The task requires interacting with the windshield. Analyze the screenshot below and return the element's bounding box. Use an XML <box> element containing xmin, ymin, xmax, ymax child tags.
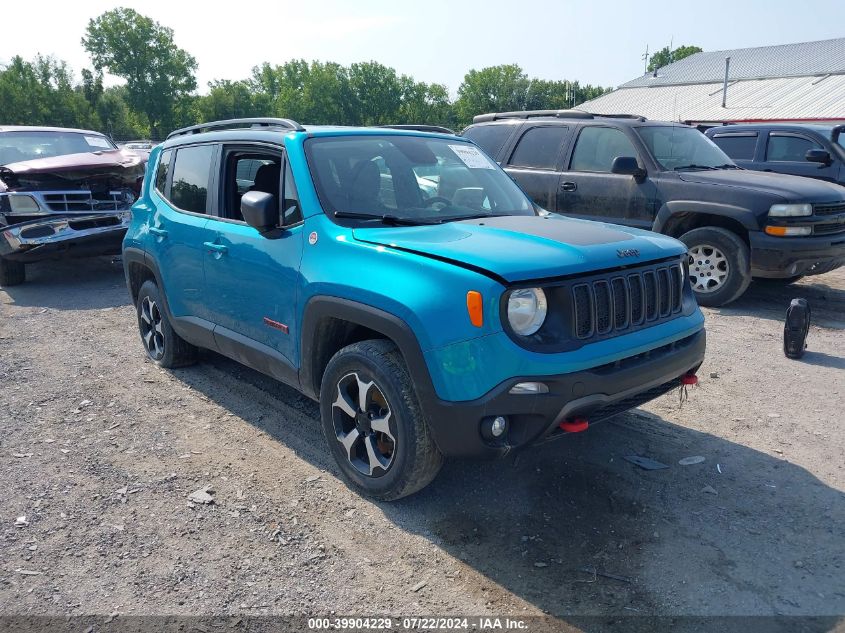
<box><xmin>306</xmin><ymin>135</ymin><xmax>535</xmax><ymax>223</ymax></box>
<box><xmin>0</xmin><ymin>131</ymin><xmax>117</xmax><ymax>166</ymax></box>
<box><xmin>638</xmin><ymin>126</ymin><xmax>735</xmax><ymax>170</ymax></box>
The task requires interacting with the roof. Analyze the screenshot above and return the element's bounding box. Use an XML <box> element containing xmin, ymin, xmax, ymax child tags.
<box><xmin>623</xmin><ymin>37</ymin><xmax>845</xmax><ymax>88</ymax></box>
<box><xmin>582</xmin><ymin>74</ymin><xmax>845</xmax><ymax>124</ymax></box>
<box><xmin>0</xmin><ymin>125</ymin><xmax>107</xmax><ymax>136</ymax></box>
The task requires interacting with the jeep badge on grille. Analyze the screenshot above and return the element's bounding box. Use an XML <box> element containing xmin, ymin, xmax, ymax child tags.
<box><xmin>617</xmin><ymin>249</ymin><xmax>640</xmax><ymax>258</ymax></box>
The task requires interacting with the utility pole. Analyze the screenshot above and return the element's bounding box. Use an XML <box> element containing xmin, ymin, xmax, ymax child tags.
<box><xmin>642</xmin><ymin>45</ymin><xmax>649</xmax><ymax>73</ymax></box>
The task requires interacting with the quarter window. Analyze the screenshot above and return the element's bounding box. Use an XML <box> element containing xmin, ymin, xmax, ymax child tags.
<box><xmin>282</xmin><ymin>162</ymin><xmax>303</xmax><ymax>225</ymax></box>
<box><xmin>170</xmin><ymin>145</ymin><xmax>214</xmax><ymax>214</ymax></box>
<box><xmin>766</xmin><ymin>134</ymin><xmax>820</xmax><ymax>162</ymax></box>
<box><xmin>570</xmin><ymin>127</ymin><xmax>639</xmax><ymax>173</ymax></box>
<box><xmin>154</xmin><ymin>149</ymin><xmax>172</xmax><ymax>194</ymax></box>
<box><xmin>711</xmin><ymin>133</ymin><xmax>758</xmax><ymax>160</ymax></box>
<box><xmin>509</xmin><ymin>127</ymin><xmax>568</xmax><ymax>169</ymax></box>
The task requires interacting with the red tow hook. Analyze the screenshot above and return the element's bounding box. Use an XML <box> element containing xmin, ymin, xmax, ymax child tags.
<box><xmin>559</xmin><ymin>417</ymin><xmax>590</xmax><ymax>433</ymax></box>
<box><xmin>681</xmin><ymin>373</ymin><xmax>699</xmax><ymax>386</ymax></box>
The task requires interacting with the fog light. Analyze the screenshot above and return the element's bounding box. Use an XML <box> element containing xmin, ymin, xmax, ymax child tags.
<box><xmin>509</xmin><ymin>381</ymin><xmax>549</xmax><ymax>395</ymax></box>
<box><xmin>481</xmin><ymin>416</ymin><xmax>509</xmax><ymax>441</ymax></box>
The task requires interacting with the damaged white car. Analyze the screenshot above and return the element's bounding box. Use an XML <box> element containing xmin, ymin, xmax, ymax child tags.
<box><xmin>0</xmin><ymin>126</ymin><xmax>146</xmax><ymax>286</ymax></box>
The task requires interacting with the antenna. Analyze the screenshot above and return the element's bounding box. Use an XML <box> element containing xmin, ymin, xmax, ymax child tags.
<box><xmin>642</xmin><ymin>44</ymin><xmax>650</xmax><ymax>73</ymax></box>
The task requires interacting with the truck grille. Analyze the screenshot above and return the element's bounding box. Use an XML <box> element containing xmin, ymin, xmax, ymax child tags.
<box><xmin>813</xmin><ymin>221</ymin><xmax>845</xmax><ymax>236</ymax></box>
<box><xmin>41</xmin><ymin>190</ymin><xmax>132</xmax><ymax>212</ymax></box>
<box><xmin>572</xmin><ymin>263</ymin><xmax>684</xmax><ymax>340</ymax></box>
<box><xmin>813</xmin><ymin>202</ymin><xmax>845</xmax><ymax>217</ymax></box>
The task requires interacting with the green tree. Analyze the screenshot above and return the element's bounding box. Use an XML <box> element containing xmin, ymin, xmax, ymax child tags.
<box><xmin>647</xmin><ymin>45</ymin><xmax>702</xmax><ymax>72</ymax></box>
<box><xmin>455</xmin><ymin>64</ymin><xmax>530</xmax><ymax>127</ymax></box>
<box><xmin>82</xmin><ymin>7</ymin><xmax>197</xmax><ymax>136</ymax></box>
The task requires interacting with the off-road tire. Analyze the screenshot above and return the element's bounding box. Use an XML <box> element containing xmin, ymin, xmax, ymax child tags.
<box><xmin>136</xmin><ymin>280</ymin><xmax>198</xmax><ymax>368</ymax></box>
<box><xmin>0</xmin><ymin>258</ymin><xmax>26</xmax><ymax>287</ymax></box>
<box><xmin>680</xmin><ymin>227</ymin><xmax>751</xmax><ymax>307</ymax></box>
<box><xmin>319</xmin><ymin>339</ymin><xmax>443</xmax><ymax>501</ymax></box>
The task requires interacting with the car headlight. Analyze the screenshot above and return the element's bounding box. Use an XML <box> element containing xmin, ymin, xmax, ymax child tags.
<box><xmin>8</xmin><ymin>194</ymin><xmax>41</xmax><ymax>213</ymax></box>
<box><xmin>769</xmin><ymin>203</ymin><xmax>812</xmax><ymax>217</ymax></box>
<box><xmin>507</xmin><ymin>288</ymin><xmax>547</xmax><ymax>336</ymax></box>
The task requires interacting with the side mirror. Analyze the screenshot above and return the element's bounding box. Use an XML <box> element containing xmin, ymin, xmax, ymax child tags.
<box><xmin>805</xmin><ymin>149</ymin><xmax>832</xmax><ymax>165</ymax></box>
<box><xmin>611</xmin><ymin>156</ymin><xmax>646</xmax><ymax>179</ymax></box>
<box><xmin>241</xmin><ymin>190</ymin><xmax>279</xmax><ymax>233</ymax></box>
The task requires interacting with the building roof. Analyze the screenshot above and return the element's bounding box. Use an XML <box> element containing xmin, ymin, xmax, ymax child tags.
<box><xmin>622</xmin><ymin>37</ymin><xmax>845</xmax><ymax>88</ymax></box>
<box><xmin>582</xmin><ymin>74</ymin><xmax>845</xmax><ymax>124</ymax></box>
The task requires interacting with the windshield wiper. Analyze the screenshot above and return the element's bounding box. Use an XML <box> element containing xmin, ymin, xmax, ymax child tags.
<box><xmin>333</xmin><ymin>211</ymin><xmax>441</xmax><ymax>226</ymax></box>
<box><xmin>673</xmin><ymin>164</ymin><xmax>717</xmax><ymax>171</ymax></box>
<box><xmin>715</xmin><ymin>164</ymin><xmax>741</xmax><ymax>169</ymax></box>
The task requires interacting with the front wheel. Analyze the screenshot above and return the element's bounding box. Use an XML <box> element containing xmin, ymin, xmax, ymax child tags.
<box><xmin>319</xmin><ymin>339</ymin><xmax>443</xmax><ymax>501</ymax></box>
<box><xmin>679</xmin><ymin>227</ymin><xmax>751</xmax><ymax>307</ymax></box>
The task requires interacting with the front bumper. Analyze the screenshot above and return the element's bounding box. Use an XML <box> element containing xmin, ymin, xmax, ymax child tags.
<box><xmin>750</xmin><ymin>230</ymin><xmax>845</xmax><ymax>278</ymax></box>
<box><xmin>0</xmin><ymin>213</ymin><xmax>129</xmax><ymax>263</ymax></box>
<box><xmin>422</xmin><ymin>328</ymin><xmax>706</xmax><ymax>458</ymax></box>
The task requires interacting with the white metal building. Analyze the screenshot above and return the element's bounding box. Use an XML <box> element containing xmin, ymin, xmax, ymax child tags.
<box><xmin>581</xmin><ymin>38</ymin><xmax>845</xmax><ymax>126</ymax></box>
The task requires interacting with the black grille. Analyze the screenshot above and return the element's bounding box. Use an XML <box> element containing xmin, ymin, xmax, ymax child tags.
<box><xmin>813</xmin><ymin>221</ymin><xmax>845</xmax><ymax>235</ymax></box>
<box><xmin>814</xmin><ymin>202</ymin><xmax>845</xmax><ymax>217</ymax></box>
<box><xmin>42</xmin><ymin>190</ymin><xmax>132</xmax><ymax>212</ymax></box>
<box><xmin>571</xmin><ymin>263</ymin><xmax>684</xmax><ymax>341</ymax></box>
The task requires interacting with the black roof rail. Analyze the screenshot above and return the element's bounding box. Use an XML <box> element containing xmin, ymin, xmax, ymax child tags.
<box><xmin>472</xmin><ymin>109</ymin><xmax>594</xmax><ymax>124</ymax></box>
<box><xmin>594</xmin><ymin>113</ymin><xmax>648</xmax><ymax>122</ymax></box>
<box><xmin>378</xmin><ymin>124</ymin><xmax>456</xmax><ymax>135</ymax></box>
<box><xmin>166</xmin><ymin>117</ymin><xmax>304</xmax><ymax>140</ymax></box>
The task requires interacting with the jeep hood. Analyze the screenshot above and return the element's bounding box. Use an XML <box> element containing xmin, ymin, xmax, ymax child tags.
<box><xmin>677</xmin><ymin>169</ymin><xmax>845</xmax><ymax>202</ymax></box>
<box><xmin>0</xmin><ymin>149</ymin><xmax>145</xmax><ymax>191</ymax></box>
<box><xmin>352</xmin><ymin>214</ymin><xmax>686</xmax><ymax>283</ymax></box>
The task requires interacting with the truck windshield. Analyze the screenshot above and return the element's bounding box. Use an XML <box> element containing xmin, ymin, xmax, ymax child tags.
<box><xmin>306</xmin><ymin>135</ymin><xmax>535</xmax><ymax>224</ymax></box>
<box><xmin>638</xmin><ymin>126</ymin><xmax>736</xmax><ymax>171</ymax></box>
<box><xmin>0</xmin><ymin>131</ymin><xmax>117</xmax><ymax>166</ymax></box>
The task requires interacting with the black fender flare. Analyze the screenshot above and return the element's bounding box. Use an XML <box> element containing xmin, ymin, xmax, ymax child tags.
<box><xmin>653</xmin><ymin>200</ymin><xmax>760</xmax><ymax>235</ymax></box>
<box><xmin>298</xmin><ymin>295</ymin><xmax>438</xmax><ymax>407</ymax></box>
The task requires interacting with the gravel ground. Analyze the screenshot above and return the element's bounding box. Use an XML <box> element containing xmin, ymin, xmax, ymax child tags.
<box><xmin>0</xmin><ymin>258</ymin><xmax>843</xmax><ymax>622</ymax></box>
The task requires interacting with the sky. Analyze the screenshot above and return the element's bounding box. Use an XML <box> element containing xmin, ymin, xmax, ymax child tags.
<box><xmin>3</xmin><ymin>0</ymin><xmax>844</xmax><ymax>95</ymax></box>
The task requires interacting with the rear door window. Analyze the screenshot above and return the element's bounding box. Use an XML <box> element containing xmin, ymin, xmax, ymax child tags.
<box><xmin>508</xmin><ymin>126</ymin><xmax>569</xmax><ymax>170</ymax></box>
<box><xmin>570</xmin><ymin>126</ymin><xmax>639</xmax><ymax>172</ymax></box>
<box><xmin>766</xmin><ymin>133</ymin><xmax>821</xmax><ymax>162</ymax></box>
<box><xmin>711</xmin><ymin>133</ymin><xmax>758</xmax><ymax>160</ymax></box>
<box><xmin>169</xmin><ymin>145</ymin><xmax>215</xmax><ymax>213</ymax></box>
<box><xmin>462</xmin><ymin>125</ymin><xmax>515</xmax><ymax>159</ymax></box>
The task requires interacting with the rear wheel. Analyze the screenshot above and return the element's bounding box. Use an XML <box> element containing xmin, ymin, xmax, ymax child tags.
<box><xmin>319</xmin><ymin>339</ymin><xmax>443</xmax><ymax>501</ymax></box>
<box><xmin>136</xmin><ymin>280</ymin><xmax>198</xmax><ymax>368</ymax></box>
<box><xmin>679</xmin><ymin>227</ymin><xmax>751</xmax><ymax>307</ymax></box>
<box><xmin>0</xmin><ymin>258</ymin><xmax>25</xmax><ymax>287</ymax></box>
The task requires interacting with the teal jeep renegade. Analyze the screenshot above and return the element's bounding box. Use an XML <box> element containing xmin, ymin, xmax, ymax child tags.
<box><xmin>123</xmin><ymin>118</ymin><xmax>705</xmax><ymax>500</ymax></box>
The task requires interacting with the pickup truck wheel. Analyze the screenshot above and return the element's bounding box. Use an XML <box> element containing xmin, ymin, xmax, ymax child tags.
<box><xmin>320</xmin><ymin>339</ymin><xmax>443</xmax><ymax>501</ymax></box>
<box><xmin>0</xmin><ymin>258</ymin><xmax>26</xmax><ymax>287</ymax></box>
<box><xmin>679</xmin><ymin>227</ymin><xmax>751</xmax><ymax>307</ymax></box>
<box><xmin>136</xmin><ymin>280</ymin><xmax>198</xmax><ymax>368</ymax></box>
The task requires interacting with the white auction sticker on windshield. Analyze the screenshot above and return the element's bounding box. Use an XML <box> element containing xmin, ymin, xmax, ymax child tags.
<box><xmin>449</xmin><ymin>144</ymin><xmax>496</xmax><ymax>169</ymax></box>
<box><xmin>85</xmin><ymin>136</ymin><xmax>111</xmax><ymax>148</ymax></box>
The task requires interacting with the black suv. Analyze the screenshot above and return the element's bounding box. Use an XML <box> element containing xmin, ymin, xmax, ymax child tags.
<box><xmin>463</xmin><ymin>110</ymin><xmax>845</xmax><ymax>306</ymax></box>
<box><xmin>706</xmin><ymin>123</ymin><xmax>845</xmax><ymax>186</ymax></box>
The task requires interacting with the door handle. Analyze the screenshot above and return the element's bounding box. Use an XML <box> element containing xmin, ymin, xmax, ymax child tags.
<box><xmin>203</xmin><ymin>241</ymin><xmax>228</xmax><ymax>254</ymax></box>
<box><xmin>149</xmin><ymin>226</ymin><xmax>168</xmax><ymax>238</ymax></box>
<box><xmin>560</xmin><ymin>181</ymin><xmax>577</xmax><ymax>192</ymax></box>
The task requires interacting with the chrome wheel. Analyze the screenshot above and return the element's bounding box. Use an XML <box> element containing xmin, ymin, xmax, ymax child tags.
<box><xmin>139</xmin><ymin>296</ymin><xmax>165</xmax><ymax>360</ymax></box>
<box><xmin>331</xmin><ymin>372</ymin><xmax>396</xmax><ymax>477</ymax></box>
<box><xmin>688</xmin><ymin>244</ymin><xmax>730</xmax><ymax>294</ymax></box>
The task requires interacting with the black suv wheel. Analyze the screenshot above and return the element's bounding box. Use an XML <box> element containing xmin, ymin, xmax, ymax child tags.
<box><xmin>319</xmin><ymin>339</ymin><xmax>443</xmax><ymax>501</ymax></box>
<box><xmin>135</xmin><ymin>280</ymin><xmax>198</xmax><ymax>368</ymax></box>
<box><xmin>679</xmin><ymin>227</ymin><xmax>751</xmax><ymax>307</ymax></box>
<box><xmin>0</xmin><ymin>258</ymin><xmax>26</xmax><ymax>287</ymax></box>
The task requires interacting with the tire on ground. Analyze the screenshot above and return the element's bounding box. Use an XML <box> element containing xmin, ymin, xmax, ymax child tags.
<box><xmin>319</xmin><ymin>339</ymin><xmax>443</xmax><ymax>501</ymax></box>
<box><xmin>680</xmin><ymin>226</ymin><xmax>751</xmax><ymax>307</ymax></box>
<box><xmin>136</xmin><ymin>279</ymin><xmax>198</xmax><ymax>368</ymax></box>
<box><xmin>0</xmin><ymin>258</ymin><xmax>26</xmax><ymax>287</ymax></box>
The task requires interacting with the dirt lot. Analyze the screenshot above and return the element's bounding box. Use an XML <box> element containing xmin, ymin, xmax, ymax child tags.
<box><xmin>1</xmin><ymin>258</ymin><xmax>843</xmax><ymax>625</ymax></box>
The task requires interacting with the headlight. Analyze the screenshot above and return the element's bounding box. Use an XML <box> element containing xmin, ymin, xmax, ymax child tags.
<box><xmin>8</xmin><ymin>194</ymin><xmax>41</xmax><ymax>213</ymax></box>
<box><xmin>507</xmin><ymin>288</ymin><xmax>547</xmax><ymax>336</ymax></box>
<box><xmin>769</xmin><ymin>203</ymin><xmax>812</xmax><ymax>217</ymax></box>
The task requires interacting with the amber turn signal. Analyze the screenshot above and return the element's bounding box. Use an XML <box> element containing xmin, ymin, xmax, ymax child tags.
<box><xmin>466</xmin><ymin>291</ymin><xmax>483</xmax><ymax>327</ymax></box>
